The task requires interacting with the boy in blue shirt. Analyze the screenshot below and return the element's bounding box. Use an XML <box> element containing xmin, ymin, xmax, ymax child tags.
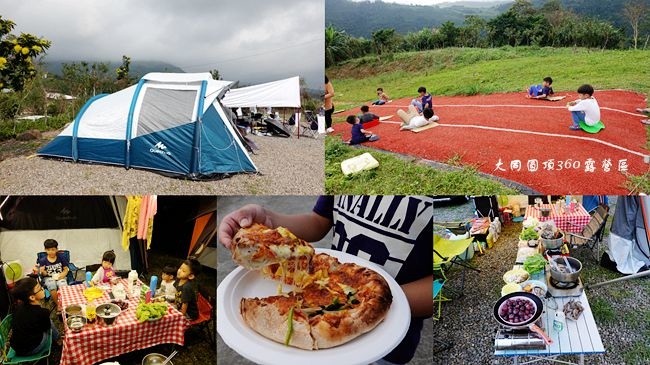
<box><xmin>526</xmin><ymin>76</ymin><xmax>554</xmax><ymax>99</ymax></box>
<box><xmin>346</xmin><ymin>115</ymin><xmax>379</xmax><ymax>145</ymax></box>
<box><xmin>411</xmin><ymin>86</ymin><xmax>432</xmax><ymax>113</ymax></box>
<box><xmin>37</xmin><ymin>239</ymin><xmax>69</xmax><ymax>307</ymax></box>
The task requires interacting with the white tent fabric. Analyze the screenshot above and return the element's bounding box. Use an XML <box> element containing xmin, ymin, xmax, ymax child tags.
<box><xmin>606</xmin><ymin>196</ymin><xmax>650</xmax><ymax>274</ymax></box>
<box><xmin>222</xmin><ymin>76</ymin><xmax>301</xmax><ymax>108</ymax></box>
<box><xmin>0</xmin><ymin>197</ymin><xmax>130</xmax><ymax>274</ymax></box>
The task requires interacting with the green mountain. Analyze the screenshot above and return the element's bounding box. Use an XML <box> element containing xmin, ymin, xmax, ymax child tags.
<box><xmin>42</xmin><ymin>60</ymin><xmax>184</xmax><ymax>78</ymax></box>
<box><xmin>325</xmin><ymin>0</ymin><xmax>507</xmax><ymax>38</ymax></box>
<box><xmin>327</xmin><ymin>0</ymin><xmax>650</xmax><ymax>38</ymax></box>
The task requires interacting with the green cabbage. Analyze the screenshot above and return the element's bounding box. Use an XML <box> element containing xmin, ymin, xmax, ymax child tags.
<box><xmin>523</xmin><ymin>254</ymin><xmax>546</xmax><ymax>274</ymax></box>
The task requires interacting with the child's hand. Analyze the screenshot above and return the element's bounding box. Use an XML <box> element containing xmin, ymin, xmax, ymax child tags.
<box><xmin>218</xmin><ymin>204</ymin><xmax>273</xmax><ymax>248</ymax></box>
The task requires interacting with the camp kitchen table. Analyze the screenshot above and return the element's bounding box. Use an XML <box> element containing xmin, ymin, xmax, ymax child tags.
<box><xmin>58</xmin><ymin>279</ymin><xmax>190</xmax><ymax>365</ymax></box>
<box><xmin>524</xmin><ymin>204</ymin><xmax>590</xmax><ymax>233</ymax></box>
<box><xmin>494</xmin><ymin>267</ymin><xmax>605</xmax><ymax>365</ymax></box>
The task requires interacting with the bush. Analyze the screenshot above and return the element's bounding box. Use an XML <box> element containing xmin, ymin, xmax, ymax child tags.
<box><xmin>0</xmin><ymin>94</ymin><xmax>20</xmax><ymax>120</ymax></box>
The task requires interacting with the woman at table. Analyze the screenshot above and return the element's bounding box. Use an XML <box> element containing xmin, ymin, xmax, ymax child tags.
<box><xmin>10</xmin><ymin>277</ymin><xmax>60</xmax><ymax>355</ymax></box>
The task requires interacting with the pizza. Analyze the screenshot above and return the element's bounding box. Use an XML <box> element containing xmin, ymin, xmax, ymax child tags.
<box><xmin>231</xmin><ymin>225</ymin><xmax>392</xmax><ymax>350</ymax></box>
<box><xmin>230</xmin><ymin>223</ymin><xmax>315</xmax><ymax>270</ymax></box>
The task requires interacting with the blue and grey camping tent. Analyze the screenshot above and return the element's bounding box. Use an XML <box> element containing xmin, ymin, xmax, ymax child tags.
<box><xmin>38</xmin><ymin>72</ymin><xmax>257</xmax><ymax>179</ymax></box>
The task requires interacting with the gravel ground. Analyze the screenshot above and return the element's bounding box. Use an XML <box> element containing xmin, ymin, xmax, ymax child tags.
<box><xmin>0</xmin><ymin>134</ymin><xmax>324</xmax><ymax>195</ymax></box>
<box><xmin>434</xmin><ymin>197</ymin><xmax>650</xmax><ymax>365</ymax></box>
<box><xmin>216</xmin><ymin>196</ymin><xmax>432</xmax><ymax>365</ymax></box>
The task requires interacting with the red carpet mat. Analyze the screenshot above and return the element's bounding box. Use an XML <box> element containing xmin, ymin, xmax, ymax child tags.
<box><xmin>333</xmin><ymin>90</ymin><xmax>649</xmax><ymax>194</ymax></box>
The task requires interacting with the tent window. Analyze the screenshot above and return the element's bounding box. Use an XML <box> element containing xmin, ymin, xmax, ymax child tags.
<box><xmin>137</xmin><ymin>88</ymin><xmax>198</xmax><ymax>136</ymax></box>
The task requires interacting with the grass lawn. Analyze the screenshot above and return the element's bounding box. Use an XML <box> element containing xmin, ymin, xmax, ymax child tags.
<box><xmin>325</xmin><ymin>136</ymin><xmax>519</xmax><ymax>194</ymax></box>
<box><xmin>327</xmin><ymin>47</ymin><xmax>650</xmax><ymax>193</ymax></box>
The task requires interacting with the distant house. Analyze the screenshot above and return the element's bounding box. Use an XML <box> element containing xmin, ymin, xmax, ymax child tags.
<box><xmin>45</xmin><ymin>92</ymin><xmax>76</xmax><ymax>100</ymax></box>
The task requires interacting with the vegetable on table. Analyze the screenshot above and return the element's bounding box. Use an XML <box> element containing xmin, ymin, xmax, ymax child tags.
<box><xmin>523</xmin><ymin>254</ymin><xmax>547</xmax><ymax>274</ymax></box>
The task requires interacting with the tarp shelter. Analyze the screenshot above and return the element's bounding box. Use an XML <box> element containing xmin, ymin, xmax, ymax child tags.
<box><xmin>221</xmin><ymin>76</ymin><xmax>304</xmax><ymax>136</ymax></box>
<box><xmin>606</xmin><ymin>195</ymin><xmax>650</xmax><ymax>274</ymax></box>
<box><xmin>221</xmin><ymin>76</ymin><xmax>301</xmax><ymax>108</ymax></box>
<box><xmin>38</xmin><ymin>73</ymin><xmax>257</xmax><ymax>178</ymax></box>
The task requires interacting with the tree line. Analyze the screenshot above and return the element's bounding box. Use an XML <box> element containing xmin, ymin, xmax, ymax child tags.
<box><xmin>326</xmin><ymin>0</ymin><xmax>649</xmax><ymax>67</ymax></box>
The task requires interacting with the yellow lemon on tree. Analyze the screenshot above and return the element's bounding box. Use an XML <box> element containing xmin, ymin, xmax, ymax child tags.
<box><xmin>13</xmin><ymin>45</ymin><xmax>22</xmax><ymax>53</ymax></box>
<box><xmin>32</xmin><ymin>45</ymin><xmax>42</xmax><ymax>53</ymax></box>
<box><xmin>21</xmin><ymin>47</ymin><xmax>30</xmax><ymax>55</ymax></box>
<box><xmin>0</xmin><ymin>57</ymin><xmax>6</xmax><ymax>65</ymax></box>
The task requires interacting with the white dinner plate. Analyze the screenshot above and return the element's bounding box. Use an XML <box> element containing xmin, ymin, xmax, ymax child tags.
<box><xmin>217</xmin><ymin>248</ymin><xmax>411</xmax><ymax>365</ymax></box>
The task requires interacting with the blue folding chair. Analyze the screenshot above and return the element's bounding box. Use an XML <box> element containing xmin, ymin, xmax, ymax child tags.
<box><xmin>35</xmin><ymin>250</ymin><xmax>81</xmax><ymax>301</ymax></box>
<box><xmin>0</xmin><ymin>314</ymin><xmax>52</xmax><ymax>364</ymax></box>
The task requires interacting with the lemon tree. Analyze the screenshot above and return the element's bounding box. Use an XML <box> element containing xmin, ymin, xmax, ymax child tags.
<box><xmin>0</xmin><ymin>16</ymin><xmax>51</xmax><ymax>91</ymax></box>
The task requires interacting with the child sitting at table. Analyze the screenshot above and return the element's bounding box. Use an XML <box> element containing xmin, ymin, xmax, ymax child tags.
<box><xmin>10</xmin><ymin>277</ymin><xmax>60</xmax><ymax>355</ymax></box>
<box><xmin>37</xmin><ymin>238</ymin><xmax>69</xmax><ymax>307</ymax></box>
<box><xmin>159</xmin><ymin>265</ymin><xmax>177</xmax><ymax>302</ymax></box>
<box><xmin>91</xmin><ymin>250</ymin><xmax>118</xmax><ymax>285</ymax></box>
<box><xmin>174</xmin><ymin>258</ymin><xmax>201</xmax><ymax>320</ymax></box>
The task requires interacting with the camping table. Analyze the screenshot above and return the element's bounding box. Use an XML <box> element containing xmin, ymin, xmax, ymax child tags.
<box><xmin>494</xmin><ymin>268</ymin><xmax>605</xmax><ymax>365</ymax></box>
<box><xmin>524</xmin><ymin>204</ymin><xmax>590</xmax><ymax>233</ymax></box>
<box><xmin>58</xmin><ymin>279</ymin><xmax>190</xmax><ymax>365</ymax></box>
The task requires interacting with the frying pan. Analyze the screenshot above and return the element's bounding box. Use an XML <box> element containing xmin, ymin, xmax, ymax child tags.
<box><xmin>493</xmin><ymin>292</ymin><xmax>553</xmax><ymax>345</ymax></box>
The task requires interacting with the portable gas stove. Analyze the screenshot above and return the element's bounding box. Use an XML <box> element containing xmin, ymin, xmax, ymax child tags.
<box><xmin>546</xmin><ymin>270</ymin><xmax>584</xmax><ymax>297</ymax></box>
<box><xmin>494</xmin><ymin>319</ymin><xmax>547</xmax><ymax>350</ymax></box>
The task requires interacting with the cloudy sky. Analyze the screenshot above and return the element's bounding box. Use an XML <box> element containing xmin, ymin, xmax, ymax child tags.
<box><xmin>2</xmin><ymin>0</ymin><xmax>324</xmax><ymax>88</ymax></box>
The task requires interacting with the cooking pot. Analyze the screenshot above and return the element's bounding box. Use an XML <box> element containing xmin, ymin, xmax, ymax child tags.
<box><xmin>96</xmin><ymin>303</ymin><xmax>121</xmax><ymax>325</ymax></box>
<box><xmin>142</xmin><ymin>353</ymin><xmax>174</xmax><ymax>365</ymax></box>
<box><xmin>540</xmin><ymin>232</ymin><xmax>564</xmax><ymax>250</ymax></box>
<box><xmin>550</xmin><ymin>256</ymin><xmax>582</xmax><ymax>283</ymax></box>
<box><xmin>493</xmin><ymin>292</ymin><xmax>553</xmax><ymax>345</ymax></box>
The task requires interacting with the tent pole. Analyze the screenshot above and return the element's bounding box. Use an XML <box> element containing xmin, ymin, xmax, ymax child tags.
<box><xmin>587</xmin><ymin>270</ymin><xmax>650</xmax><ymax>289</ymax></box>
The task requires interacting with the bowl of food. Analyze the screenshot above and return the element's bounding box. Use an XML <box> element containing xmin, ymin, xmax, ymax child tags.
<box><xmin>66</xmin><ymin>315</ymin><xmax>86</xmax><ymax>332</ymax></box>
<box><xmin>521</xmin><ymin>280</ymin><xmax>547</xmax><ymax>298</ymax></box>
<box><xmin>65</xmin><ymin>304</ymin><xmax>83</xmax><ymax>317</ymax></box>
<box><xmin>503</xmin><ymin>268</ymin><xmax>530</xmax><ymax>284</ymax></box>
<box><xmin>142</xmin><ymin>353</ymin><xmax>174</xmax><ymax>365</ymax></box>
<box><xmin>96</xmin><ymin>303</ymin><xmax>121</xmax><ymax>325</ymax></box>
<box><xmin>540</xmin><ymin>232</ymin><xmax>564</xmax><ymax>250</ymax></box>
<box><xmin>539</xmin><ymin>208</ymin><xmax>551</xmax><ymax>217</ymax></box>
<box><xmin>501</xmin><ymin>282</ymin><xmax>522</xmax><ymax>297</ymax></box>
<box><xmin>110</xmin><ymin>299</ymin><xmax>129</xmax><ymax>311</ymax></box>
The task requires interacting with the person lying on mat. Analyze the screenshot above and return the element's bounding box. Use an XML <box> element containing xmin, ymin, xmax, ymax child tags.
<box><xmin>567</xmin><ymin>84</ymin><xmax>604</xmax><ymax>133</ymax></box>
<box><xmin>410</xmin><ymin>86</ymin><xmax>432</xmax><ymax>113</ymax></box>
<box><xmin>346</xmin><ymin>115</ymin><xmax>379</xmax><ymax>145</ymax></box>
<box><xmin>358</xmin><ymin>105</ymin><xmax>380</xmax><ymax>123</ymax></box>
<box><xmin>525</xmin><ymin>76</ymin><xmax>554</xmax><ymax>99</ymax></box>
<box><xmin>398</xmin><ymin>106</ymin><xmax>438</xmax><ymax>131</ymax></box>
<box><xmin>372</xmin><ymin>87</ymin><xmax>390</xmax><ymax>105</ymax></box>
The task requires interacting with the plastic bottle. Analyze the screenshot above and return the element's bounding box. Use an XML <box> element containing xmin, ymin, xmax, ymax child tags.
<box><xmin>86</xmin><ymin>300</ymin><xmax>96</xmax><ymax>324</ymax></box>
<box><xmin>553</xmin><ymin>310</ymin><xmax>565</xmax><ymax>332</ymax></box>
<box><xmin>128</xmin><ymin>270</ymin><xmax>138</xmax><ymax>294</ymax></box>
<box><xmin>86</xmin><ymin>271</ymin><xmax>92</xmax><ymax>287</ymax></box>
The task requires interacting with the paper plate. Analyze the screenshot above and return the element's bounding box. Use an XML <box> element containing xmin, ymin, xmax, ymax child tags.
<box><xmin>217</xmin><ymin>248</ymin><xmax>411</xmax><ymax>365</ymax></box>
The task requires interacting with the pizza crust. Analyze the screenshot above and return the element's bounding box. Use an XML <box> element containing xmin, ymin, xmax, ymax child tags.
<box><xmin>241</xmin><ymin>297</ymin><xmax>314</xmax><ymax>350</ymax></box>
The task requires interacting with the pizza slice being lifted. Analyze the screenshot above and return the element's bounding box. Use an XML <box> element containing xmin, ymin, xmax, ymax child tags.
<box><xmin>230</xmin><ymin>223</ymin><xmax>315</xmax><ymax>271</ymax></box>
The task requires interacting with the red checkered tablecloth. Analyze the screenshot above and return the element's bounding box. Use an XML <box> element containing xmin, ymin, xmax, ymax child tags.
<box><xmin>524</xmin><ymin>204</ymin><xmax>590</xmax><ymax>233</ymax></box>
<box><xmin>58</xmin><ymin>279</ymin><xmax>190</xmax><ymax>365</ymax></box>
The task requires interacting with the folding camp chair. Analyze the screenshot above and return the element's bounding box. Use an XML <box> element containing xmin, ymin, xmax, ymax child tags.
<box><xmin>297</xmin><ymin>110</ymin><xmax>319</xmax><ymax>138</ymax></box>
<box><xmin>0</xmin><ymin>314</ymin><xmax>52</xmax><ymax>364</ymax></box>
<box><xmin>433</xmin><ymin>279</ymin><xmax>450</xmax><ymax>321</ymax></box>
<box><xmin>566</xmin><ymin>208</ymin><xmax>609</xmax><ymax>261</ymax></box>
<box><xmin>34</xmin><ymin>250</ymin><xmax>81</xmax><ymax>302</ymax></box>
<box><xmin>36</xmin><ymin>250</ymin><xmax>80</xmax><ymax>284</ymax></box>
<box><xmin>433</xmin><ymin>235</ymin><xmax>480</xmax><ymax>299</ymax></box>
<box><xmin>189</xmin><ymin>291</ymin><xmax>215</xmax><ymax>346</ymax></box>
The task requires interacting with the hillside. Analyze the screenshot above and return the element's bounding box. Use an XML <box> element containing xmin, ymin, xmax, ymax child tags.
<box><xmin>327</xmin><ymin>47</ymin><xmax>650</xmax><ymax>109</ymax></box>
<box><xmin>42</xmin><ymin>60</ymin><xmax>184</xmax><ymax>78</ymax></box>
<box><xmin>327</xmin><ymin>0</ymin><xmax>650</xmax><ymax>38</ymax></box>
